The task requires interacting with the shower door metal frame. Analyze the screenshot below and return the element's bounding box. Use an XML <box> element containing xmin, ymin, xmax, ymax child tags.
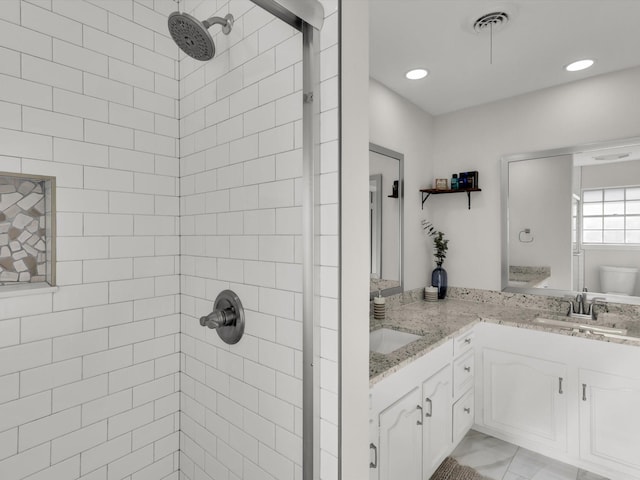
<box><xmin>249</xmin><ymin>2</ymin><xmax>324</xmax><ymax>480</ymax></box>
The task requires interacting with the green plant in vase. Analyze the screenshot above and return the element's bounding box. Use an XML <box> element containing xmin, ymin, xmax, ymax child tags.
<box><xmin>422</xmin><ymin>220</ymin><xmax>449</xmax><ymax>298</ymax></box>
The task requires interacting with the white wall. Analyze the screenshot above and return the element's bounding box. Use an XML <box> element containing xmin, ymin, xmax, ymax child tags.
<box><xmin>508</xmin><ymin>155</ymin><xmax>573</xmax><ymax>289</ymax></box>
<box><xmin>432</xmin><ymin>66</ymin><xmax>640</xmax><ymax>291</ymax></box>
<box><xmin>0</xmin><ymin>1</ymin><xmax>181</xmax><ymax>479</ymax></box>
<box><xmin>369</xmin><ymin>79</ymin><xmax>434</xmax><ymax>290</ymax></box>
<box><xmin>340</xmin><ymin>1</ymin><xmax>370</xmax><ymax>479</ymax></box>
<box><xmin>581</xmin><ymin>160</ymin><xmax>640</xmax><ymax>189</ymax></box>
<box><xmin>178</xmin><ymin>1</ymin><xmax>340</xmax><ymax>480</ymax></box>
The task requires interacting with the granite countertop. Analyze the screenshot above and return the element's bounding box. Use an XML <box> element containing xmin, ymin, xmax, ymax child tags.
<box><xmin>370</xmin><ymin>297</ymin><xmax>640</xmax><ymax>385</ymax></box>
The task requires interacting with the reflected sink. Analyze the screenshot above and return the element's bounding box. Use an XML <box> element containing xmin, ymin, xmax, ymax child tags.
<box><xmin>370</xmin><ymin>328</ymin><xmax>422</xmax><ymax>354</ymax></box>
<box><xmin>533</xmin><ymin>317</ymin><xmax>628</xmax><ymax>336</ymax></box>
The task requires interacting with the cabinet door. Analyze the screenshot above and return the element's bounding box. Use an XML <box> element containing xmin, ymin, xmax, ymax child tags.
<box><xmin>422</xmin><ymin>364</ymin><xmax>453</xmax><ymax>478</ymax></box>
<box><xmin>379</xmin><ymin>387</ymin><xmax>422</xmax><ymax>480</ymax></box>
<box><xmin>579</xmin><ymin>369</ymin><xmax>640</xmax><ymax>478</ymax></box>
<box><xmin>483</xmin><ymin>348</ymin><xmax>567</xmax><ymax>451</ymax></box>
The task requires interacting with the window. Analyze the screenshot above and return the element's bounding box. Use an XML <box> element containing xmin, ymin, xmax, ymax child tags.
<box><xmin>582</xmin><ymin>186</ymin><xmax>640</xmax><ymax>245</ymax></box>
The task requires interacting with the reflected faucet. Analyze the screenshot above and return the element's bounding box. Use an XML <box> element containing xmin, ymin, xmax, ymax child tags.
<box><xmin>566</xmin><ymin>288</ymin><xmax>608</xmax><ymax>320</ymax></box>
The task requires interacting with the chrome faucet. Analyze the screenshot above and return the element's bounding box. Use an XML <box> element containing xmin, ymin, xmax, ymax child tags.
<box><xmin>566</xmin><ymin>288</ymin><xmax>608</xmax><ymax>320</ymax></box>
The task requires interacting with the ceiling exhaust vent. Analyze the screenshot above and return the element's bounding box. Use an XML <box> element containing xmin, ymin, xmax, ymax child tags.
<box><xmin>473</xmin><ymin>11</ymin><xmax>510</xmax><ymax>33</ymax></box>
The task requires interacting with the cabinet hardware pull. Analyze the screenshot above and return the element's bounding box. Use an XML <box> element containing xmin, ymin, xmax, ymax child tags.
<box><xmin>559</xmin><ymin>377</ymin><xmax>563</xmax><ymax>394</ymax></box>
<box><xmin>582</xmin><ymin>383</ymin><xmax>587</xmax><ymax>401</ymax></box>
<box><xmin>425</xmin><ymin>398</ymin><xmax>433</xmax><ymax>418</ymax></box>
<box><xmin>464</xmin><ymin>366</ymin><xmax>471</xmax><ymax>372</ymax></box>
<box><xmin>464</xmin><ymin>407</ymin><xmax>471</xmax><ymax>414</ymax></box>
<box><xmin>416</xmin><ymin>405</ymin><xmax>423</xmax><ymax>425</ymax></box>
<box><xmin>464</xmin><ymin>338</ymin><xmax>472</xmax><ymax>344</ymax></box>
<box><xmin>369</xmin><ymin>443</ymin><xmax>377</xmax><ymax>468</ymax></box>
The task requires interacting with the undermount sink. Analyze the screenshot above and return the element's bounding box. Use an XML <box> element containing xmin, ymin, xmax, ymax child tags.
<box><xmin>533</xmin><ymin>317</ymin><xmax>628</xmax><ymax>336</ymax></box>
<box><xmin>370</xmin><ymin>328</ymin><xmax>422</xmax><ymax>354</ymax></box>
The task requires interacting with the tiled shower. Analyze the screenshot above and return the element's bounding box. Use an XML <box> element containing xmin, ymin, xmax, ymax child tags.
<box><xmin>0</xmin><ymin>0</ymin><xmax>339</xmax><ymax>479</ymax></box>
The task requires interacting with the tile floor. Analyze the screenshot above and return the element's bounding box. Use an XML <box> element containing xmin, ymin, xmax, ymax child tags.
<box><xmin>451</xmin><ymin>430</ymin><xmax>609</xmax><ymax>480</ymax></box>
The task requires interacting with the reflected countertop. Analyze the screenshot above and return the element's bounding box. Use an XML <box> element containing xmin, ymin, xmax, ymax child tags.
<box><xmin>369</xmin><ymin>297</ymin><xmax>640</xmax><ymax>385</ymax></box>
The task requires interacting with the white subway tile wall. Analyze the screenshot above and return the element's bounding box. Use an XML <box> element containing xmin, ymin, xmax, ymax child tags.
<box><xmin>0</xmin><ymin>1</ymin><xmax>181</xmax><ymax>480</ymax></box>
<box><xmin>178</xmin><ymin>1</ymin><xmax>339</xmax><ymax>480</ymax></box>
<box><xmin>0</xmin><ymin>0</ymin><xmax>339</xmax><ymax>479</ymax></box>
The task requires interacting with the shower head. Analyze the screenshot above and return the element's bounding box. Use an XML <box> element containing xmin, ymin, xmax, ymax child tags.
<box><xmin>167</xmin><ymin>11</ymin><xmax>234</xmax><ymax>61</ymax></box>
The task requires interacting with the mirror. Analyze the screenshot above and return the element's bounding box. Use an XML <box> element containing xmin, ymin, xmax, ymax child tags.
<box><xmin>369</xmin><ymin>143</ymin><xmax>403</xmax><ymax>296</ymax></box>
<box><xmin>502</xmin><ymin>137</ymin><xmax>640</xmax><ymax>304</ymax></box>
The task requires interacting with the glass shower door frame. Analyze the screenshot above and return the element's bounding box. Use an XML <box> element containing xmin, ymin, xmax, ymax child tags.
<box><xmin>248</xmin><ymin>2</ymin><xmax>324</xmax><ymax>480</ymax></box>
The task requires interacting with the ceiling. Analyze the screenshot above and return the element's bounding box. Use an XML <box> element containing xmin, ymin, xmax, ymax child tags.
<box><xmin>369</xmin><ymin>1</ymin><xmax>640</xmax><ymax>116</ymax></box>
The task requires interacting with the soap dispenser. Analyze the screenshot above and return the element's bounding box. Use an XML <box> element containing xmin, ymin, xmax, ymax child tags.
<box><xmin>373</xmin><ymin>290</ymin><xmax>386</xmax><ymax>320</ymax></box>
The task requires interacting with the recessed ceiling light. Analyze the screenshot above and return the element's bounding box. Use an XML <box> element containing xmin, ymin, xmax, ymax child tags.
<box><xmin>565</xmin><ymin>59</ymin><xmax>594</xmax><ymax>72</ymax></box>
<box><xmin>594</xmin><ymin>153</ymin><xmax>630</xmax><ymax>161</ymax></box>
<box><xmin>406</xmin><ymin>68</ymin><xmax>428</xmax><ymax>80</ymax></box>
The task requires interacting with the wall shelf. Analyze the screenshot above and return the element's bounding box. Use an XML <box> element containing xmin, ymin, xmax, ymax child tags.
<box><xmin>420</xmin><ymin>188</ymin><xmax>482</xmax><ymax>210</ymax></box>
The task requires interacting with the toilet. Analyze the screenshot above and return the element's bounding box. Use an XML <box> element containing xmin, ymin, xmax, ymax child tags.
<box><xmin>599</xmin><ymin>266</ymin><xmax>639</xmax><ymax>295</ymax></box>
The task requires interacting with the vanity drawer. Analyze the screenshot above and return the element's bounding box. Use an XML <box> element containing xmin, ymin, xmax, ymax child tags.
<box><xmin>454</xmin><ymin>329</ymin><xmax>475</xmax><ymax>357</ymax></box>
<box><xmin>453</xmin><ymin>351</ymin><xmax>474</xmax><ymax>399</ymax></box>
<box><xmin>452</xmin><ymin>388</ymin><xmax>474</xmax><ymax>444</ymax></box>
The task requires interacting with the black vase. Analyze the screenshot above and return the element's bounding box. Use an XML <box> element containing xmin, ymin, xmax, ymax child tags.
<box><xmin>431</xmin><ymin>266</ymin><xmax>448</xmax><ymax>299</ymax></box>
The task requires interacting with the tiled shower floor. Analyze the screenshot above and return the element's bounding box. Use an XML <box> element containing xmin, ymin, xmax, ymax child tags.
<box><xmin>451</xmin><ymin>430</ymin><xmax>609</xmax><ymax>480</ymax></box>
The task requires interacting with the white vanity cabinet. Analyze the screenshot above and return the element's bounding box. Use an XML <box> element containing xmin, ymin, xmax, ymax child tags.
<box><xmin>377</xmin><ymin>386</ymin><xmax>422</xmax><ymax>480</ymax></box>
<box><xmin>475</xmin><ymin>322</ymin><xmax>640</xmax><ymax>480</ymax></box>
<box><xmin>370</xmin><ymin>329</ymin><xmax>476</xmax><ymax>480</ymax></box>
<box><xmin>422</xmin><ymin>364</ymin><xmax>453</xmax><ymax>475</ymax></box>
<box><xmin>482</xmin><ymin>348</ymin><xmax>568</xmax><ymax>451</ymax></box>
<box><xmin>579</xmin><ymin>369</ymin><xmax>640</xmax><ymax>478</ymax></box>
<box><xmin>370</xmin><ymin>340</ymin><xmax>453</xmax><ymax>480</ymax></box>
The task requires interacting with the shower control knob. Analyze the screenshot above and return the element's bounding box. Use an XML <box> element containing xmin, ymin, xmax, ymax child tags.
<box><xmin>199</xmin><ymin>308</ymin><xmax>237</xmax><ymax>329</ymax></box>
<box><xmin>199</xmin><ymin>290</ymin><xmax>245</xmax><ymax>345</ymax></box>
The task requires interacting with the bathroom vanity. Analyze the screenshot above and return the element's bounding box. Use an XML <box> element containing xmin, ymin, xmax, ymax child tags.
<box><xmin>369</xmin><ymin>294</ymin><xmax>640</xmax><ymax>480</ymax></box>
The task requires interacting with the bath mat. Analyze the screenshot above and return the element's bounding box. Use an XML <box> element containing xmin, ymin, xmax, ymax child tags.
<box><xmin>430</xmin><ymin>456</ymin><xmax>493</xmax><ymax>480</ymax></box>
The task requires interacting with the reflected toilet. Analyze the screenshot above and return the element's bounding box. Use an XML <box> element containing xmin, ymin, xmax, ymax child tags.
<box><xmin>599</xmin><ymin>266</ymin><xmax>639</xmax><ymax>295</ymax></box>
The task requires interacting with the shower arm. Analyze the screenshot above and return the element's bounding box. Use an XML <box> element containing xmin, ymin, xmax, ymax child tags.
<box><xmin>202</xmin><ymin>15</ymin><xmax>233</xmax><ymax>32</ymax></box>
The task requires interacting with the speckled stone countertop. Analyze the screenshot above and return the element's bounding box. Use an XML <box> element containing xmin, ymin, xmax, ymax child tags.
<box><xmin>370</xmin><ymin>289</ymin><xmax>640</xmax><ymax>385</ymax></box>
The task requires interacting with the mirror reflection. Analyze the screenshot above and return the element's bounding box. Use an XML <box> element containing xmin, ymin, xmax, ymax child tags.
<box><xmin>369</xmin><ymin>144</ymin><xmax>403</xmax><ymax>296</ymax></box>
<box><xmin>503</xmin><ymin>139</ymin><xmax>640</xmax><ymax>299</ymax></box>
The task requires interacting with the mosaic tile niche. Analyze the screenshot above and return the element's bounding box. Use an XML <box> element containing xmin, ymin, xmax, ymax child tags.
<box><xmin>0</xmin><ymin>173</ymin><xmax>56</xmax><ymax>287</ymax></box>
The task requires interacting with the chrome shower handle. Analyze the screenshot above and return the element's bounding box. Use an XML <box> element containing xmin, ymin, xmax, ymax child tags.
<box><xmin>200</xmin><ymin>308</ymin><xmax>237</xmax><ymax>329</ymax></box>
<box><xmin>199</xmin><ymin>290</ymin><xmax>245</xmax><ymax>345</ymax></box>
